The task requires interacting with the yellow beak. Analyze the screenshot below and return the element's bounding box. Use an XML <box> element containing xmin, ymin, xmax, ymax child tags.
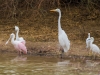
<box><xmin>50</xmin><ymin>9</ymin><xmax>56</xmax><ymax>12</ymax></box>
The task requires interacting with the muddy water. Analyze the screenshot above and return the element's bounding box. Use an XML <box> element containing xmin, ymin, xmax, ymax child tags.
<box><xmin>0</xmin><ymin>53</ymin><xmax>100</xmax><ymax>75</ymax></box>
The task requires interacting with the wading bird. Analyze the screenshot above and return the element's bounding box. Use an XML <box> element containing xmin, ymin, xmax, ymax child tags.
<box><xmin>89</xmin><ymin>37</ymin><xmax>100</xmax><ymax>54</ymax></box>
<box><xmin>87</xmin><ymin>37</ymin><xmax>100</xmax><ymax>59</ymax></box>
<box><xmin>86</xmin><ymin>33</ymin><xmax>91</xmax><ymax>55</ymax></box>
<box><xmin>5</xmin><ymin>33</ymin><xmax>27</xmax><ymax>55</ymax></box>
<box><xmin>50</xmin><ymin>8</ymin><xmax>70</xmax><ymax>58</ymax></box>
<box><xmin>86</xmin><ymin>33</ymin><xmax>91</xmax><ymax>49</ymax></box>
<box><xmin>15</xmin><ymin>26</ymin><xmax>26</xmax><ymax>44</ymax></box>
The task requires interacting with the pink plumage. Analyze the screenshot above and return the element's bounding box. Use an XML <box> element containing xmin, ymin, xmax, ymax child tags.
<box><xmin>18</xmin><ymin>43</ymin><xmax>27</xmax><ymax>54</ymax></box>
<box><xmin>14</xmin><ymin>42</ymin><xmax>27</xmax><ymax>54</ymax></box>
<box><xmin>5</xmin><ymin>33</ymin><xmax>27</xmax><ymax>55</ymax></box>
<box><xmin>21</xmin><ymin>40</ymin><xmax>26</xmax><ymax>45</ymax></box>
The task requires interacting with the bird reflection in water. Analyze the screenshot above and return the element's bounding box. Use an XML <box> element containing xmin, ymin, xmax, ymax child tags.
<box><xmin>11</xmin><ymin>56</ymin><xmax>27</xmax><ymax>62</ymax></box>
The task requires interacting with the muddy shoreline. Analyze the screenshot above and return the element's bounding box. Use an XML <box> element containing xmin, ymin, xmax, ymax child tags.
<box><xmin>0</xmin><ymin>40</ymin><xmax>100</xmax><ymax>60</ymax></box>
<box><xmin>0</xmin><ymin>7</ymin><xmax>100</xmax><ymax>60</ymax></box>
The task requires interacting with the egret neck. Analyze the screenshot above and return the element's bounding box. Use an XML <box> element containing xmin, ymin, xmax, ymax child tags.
<box><xmin>58</xmin><ymin>10</ymin><xmax>62</xmax><ymax>35</ymax></box>
<box><xmin>88</xmin><ymin>33</ymin><xmax>90</xmax><ymax>38</ymax></box>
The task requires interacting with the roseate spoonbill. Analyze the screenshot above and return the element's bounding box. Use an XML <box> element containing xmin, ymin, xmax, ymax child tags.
<box><xmin>5</xmin><ymin>33</ymin><xmax>27</xmax><ymax>55</ymax></box>
<box><xmin>11</xmin><ymin>56</ymin><xmax>27</xmax><ymax>62</ymax></box>
<box><xmin>50</xmin><ymin>8</ymin><xmax>70</xmax><ymax>58</ymax></box>
<box><xmin>15</xmin><ymin>26</ymin><xmax>26</xmax><ymax>44</ymax></box>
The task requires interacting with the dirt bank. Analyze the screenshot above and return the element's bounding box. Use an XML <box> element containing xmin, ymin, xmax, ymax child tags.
<box><xmin>1</xmin><ymin>39</ymin><xmax>99</xmax><ymax>58</ymax></box>
<box><xmin>0</xmin><ymin>6</ymin><xmax>100</xmax><ymax>58</ymax></box>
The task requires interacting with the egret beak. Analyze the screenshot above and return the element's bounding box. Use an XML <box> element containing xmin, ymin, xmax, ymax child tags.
<box><xmin>50</xmin><ymin>9</ymin><xmax>56</xmax><ymax>12</ymax></box>
<box><xmin>5</xmin><ymin>36</ymin><xmax>11</xmax><ymax>45</ymax></box>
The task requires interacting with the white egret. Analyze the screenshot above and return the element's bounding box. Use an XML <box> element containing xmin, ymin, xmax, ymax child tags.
<box><xmin>86</xmin><ymin>33</ymin><xmax>91</xmax><ymax>49</ymax></box>
<box><xmin>89</xmin><ymin>37</ymin><xmax>100</xmax><ymax>54</ymax></box>
<box><xmin>50</xmin><ymin>8</ymin><xmax>70</xmax><ymax>58</ymax></box>
<box><xmin>86</xmin><ymin>33</ymin><xmax>91</xmax><ymax>55</ymax></box>
<box><xmin>15</xmin><ymin>26</ymin><xmax>26</xmax><ymax>44</ymax></box>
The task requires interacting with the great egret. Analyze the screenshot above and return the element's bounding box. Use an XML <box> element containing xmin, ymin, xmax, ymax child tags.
<box><xmin>15</xmin><ymin>26</ymin><xmax>26</xmax><ymax>44</ymax></box>
<box><xmin>5</xmin><ymin>33</ymin><xmax>27</xmax><ymax>55</ymax></box>
<box><xmin>50</xmin><ymin>8</ymin><xmax>70</xmax><ymax>58</ymax></box>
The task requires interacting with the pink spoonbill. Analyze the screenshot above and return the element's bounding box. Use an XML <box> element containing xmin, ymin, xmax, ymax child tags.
<box><xmin>5</xmin><ymin>33</ymin><xmax>27</xmax><ymax>55</ymax></box>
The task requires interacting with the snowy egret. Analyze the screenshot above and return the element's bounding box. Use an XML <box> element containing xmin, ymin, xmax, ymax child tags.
<box><xmin>86</xmin><ymin>33</ymin><xmax>91</xmax><ymax>55</ymax></box>
<box><xmin>15</xmin><ymin>26</ymin><xmax>26</xmax><ymax>44</ymax></box>
<box><xmin>89</xmin><ymin>37</ymin><xmax>100</xmax><ymax>54</ymax></box>
<box><xmin>50</xmin><ymin>8</ymin><xmax>70</xmax><ymax>58</ymax></box>
<box><xmin>86</xmin><ymin>33</ymin><xmax>91</xmax><ymax>49</ymax></box>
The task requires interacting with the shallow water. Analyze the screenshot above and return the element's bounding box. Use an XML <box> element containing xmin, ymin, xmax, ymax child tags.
<box><xmin>0</xmin><ymin>53</ymin><xmax>100</xmax><ymax>75</ymax></box>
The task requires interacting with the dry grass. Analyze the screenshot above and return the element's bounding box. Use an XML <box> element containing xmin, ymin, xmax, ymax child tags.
<box><xmin>0</xmin><ymin>0</ymin><xmax>100</xmax><ymax>19</ymax></box>
<box><xmin>1</xmin><ymin>6</ymin><xmax>100</xmax><ymax>42</ymax></box>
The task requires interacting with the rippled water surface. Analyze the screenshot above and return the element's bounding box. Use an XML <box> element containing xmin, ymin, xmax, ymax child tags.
<box><xmin>0</xmin><ymin>53</ymin><xmax>100</xmax><ymax>75</ymax></box>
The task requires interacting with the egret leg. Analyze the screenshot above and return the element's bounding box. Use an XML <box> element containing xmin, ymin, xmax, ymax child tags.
<box><xmin>87</xmin><ymin>48</ymin><xmax>90</xmax><ymax>56</ymax></box>
<box><xmin>60</xmin><ymin>48</ymin><xmax>64</xmax><ymax>59</ymax></box>
<box><xmin>93</xmin><ymin>53</ymin><xmax>97</xmax><ymax>60</ymax></box>
<box><xmin>88</xmin><ymin>49</ymin><xmax>92</xmax><ymax>57</ymax></box>
<box><xmin>98</xmin><ymin>53</ymin><xmax>100</xmax><ymax>57</ymax></box>
<box><xmin>90</xmin><ymin>50</ymin><xmax>93</xmax><ymax>56</ymax></box>
<box><xmin>90</xmin><ymin>51</ymin><xmax>93</xmax><ymax>59</ymax></box>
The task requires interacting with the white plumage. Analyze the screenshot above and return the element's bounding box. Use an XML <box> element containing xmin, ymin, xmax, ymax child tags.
<box><xmin>58</xmin><ymin>30</ymin><xmax>70</xmax><ymax>52</ymax></box>
<box><xmin>15</xmin><ymin>26</ymin><xmax>26</xmax><ymax>44</ymax></box>
<box><xmin>50</xmin><ymin>8</ymin><xmax>70</xmax><ymax>52</ymax></box>
<box><xmin>86</xmin><ymin>33</ymin><xmax>91</xmax><ymax>49</ymax></box>
<box><xmin>89</xmin><ymin>37</ymin><xmax>100</xmax><ymax>54</ymax></box>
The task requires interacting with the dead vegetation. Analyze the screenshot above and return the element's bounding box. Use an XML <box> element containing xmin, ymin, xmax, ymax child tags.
<box><xmin>0</xmin><ymin>0</ymin><xmax>100</xmax><ymax>41</ymax></box>
<box><xmin>0</xmin><ymin>0</ymin><xmax>100</xmax><ymax>19</ymax></box>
